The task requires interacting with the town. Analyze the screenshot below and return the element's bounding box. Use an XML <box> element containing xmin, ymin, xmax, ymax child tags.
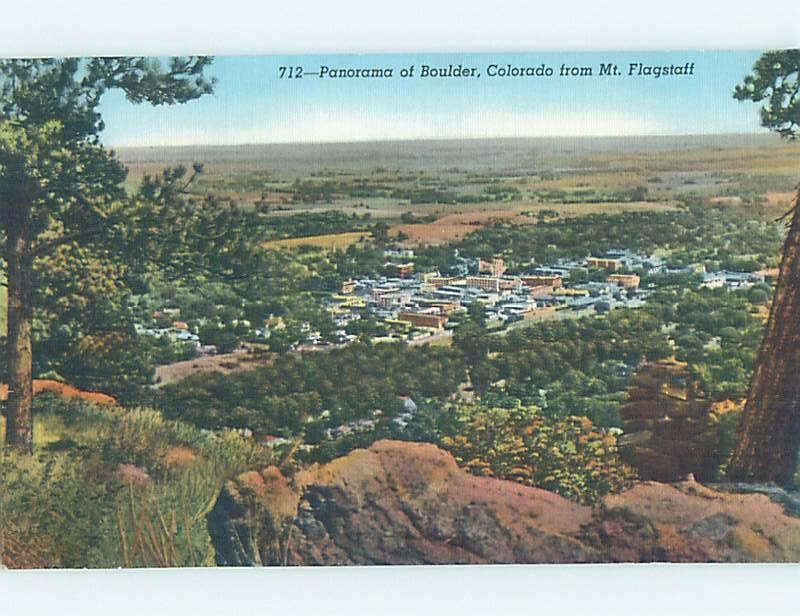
<box><xmin>325</xmin><ymin>249</ymin><xmax>770</xmax><ymax>346</ymax></box>
<box><xmin>136</xmin><ymin>245</ymin><xmax>773</xmax><ymax>354</ymax></box>
<box><xmin>320</xmin><ymin>249</ymin><xmax>655</xmax><ymax>347</ymax></box>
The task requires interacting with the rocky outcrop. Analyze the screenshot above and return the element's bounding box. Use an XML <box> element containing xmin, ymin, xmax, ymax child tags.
<box><xmin>208</xmin><ymin>439</ymin><xmax>800</xmax><ymax>565</ymax></box>
<box><xmin>208</xmin><ymin>466</ymin><xmax>298</xmax><ymax>566</ymax></box>
<box><xmin>587</xmin><ymin>479</ymin><xmax>800</xmax><ymax>561</ymax></box>
<box><xmin>0</xmin><ymin>379</ymin><xmax>116</xmax><ymax>406</ymax></box>
<box><xmin>618</xmin><ymin>359</ymin><xmax>727</xmax><ymax>482</ymax></box>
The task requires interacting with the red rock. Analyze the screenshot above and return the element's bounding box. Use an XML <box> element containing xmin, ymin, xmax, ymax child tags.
<box><xmin>209</xmin><ymin>440</ymin><xmax>597</xmax><ymax>565</ymax></box>
<box><xmin>207</xmin><ymin>440</ymin><xmax>800</xmax><ymax>565</ymax></box>
<box><xmin>0</xmin><ymin>379</ymin><xmax>117</xmax><ymax>406</ymax></box>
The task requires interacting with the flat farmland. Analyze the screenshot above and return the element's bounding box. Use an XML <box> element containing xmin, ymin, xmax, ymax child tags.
<box><xmin>765</xmin><ymin>191</ymin><xmax>796</xmax><ymax>208</ymax></box>
<box><xmin>261</xmin><ymin>230</ymin><xmax>372</xmax><ymax>250</ymax></box>
<box><xmin>116</xmin><ymin>134</ymin><xmax>799</xmax><ymax>248</ymax></box>
<box><xmin>390</xmin><ymin>201</ymin><xmax>681</xmax><ymax>245</ymax></box>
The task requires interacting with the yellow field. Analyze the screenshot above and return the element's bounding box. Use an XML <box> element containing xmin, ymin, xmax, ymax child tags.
<box><xmin>586</xmin><ymin>144</ymin><xmax>800</xmax><ymax>174</ymax></box>
<box><xmin>261</xmin><ymin>231</ymin><xmax>372</xmax><ymax>250</ymax></box>
<box><xmin>0</xmin><ymin>284</ymin><xmax>6</xmax><ymax>336</ymax></box>
<box><xmin>0</xmin><ymin>414</ymin><xmax>63</xmax><ymax>447</ymax></box>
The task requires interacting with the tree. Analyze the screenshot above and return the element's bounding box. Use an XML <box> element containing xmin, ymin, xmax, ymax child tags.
<box><xmin>453</xmin><ymin>303</ymin><xmax>491</xmax><ymax>394</ymax></box>
<box><xmin>727</xmin><ymin>50</ymin><xmax>800</xmax><ymax>484</ymax></box>
<box><xmin>0</xmin><ymin>58</ymin><xmax>214</xmax><ymax>452</ymax></box>
<box><xmin>439</xmin><ymin>404</ymin><xmax>634</xmax><ymax>504</ymax></box>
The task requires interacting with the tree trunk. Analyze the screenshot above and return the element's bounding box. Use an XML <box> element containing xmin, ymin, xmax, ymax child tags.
<box><xmin>4</xmin><ymin>208</ymin><xmax>34</xmax><ymax>453</ymax></box>
<box><xmin>727</xmin><ymin>189</ymin><xmax>800</xmax><ymax>485</ymax></box>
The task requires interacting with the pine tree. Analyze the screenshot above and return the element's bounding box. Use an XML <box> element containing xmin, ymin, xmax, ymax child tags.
<box><xmin>0</xmin><ymin>58</ymin><xmax>214</xmax><ymax>452</ymax></box>
<box><xmin>727</xmin><ymin>50</ymin><xmax>800</xmax><ymax>484</ymax></box>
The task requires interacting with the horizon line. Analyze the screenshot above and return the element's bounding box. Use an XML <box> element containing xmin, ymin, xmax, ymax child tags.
<box><xmin>109</xmin><ymin>130</ymin><xmax>775</xmax><ymax>150</ymax></box>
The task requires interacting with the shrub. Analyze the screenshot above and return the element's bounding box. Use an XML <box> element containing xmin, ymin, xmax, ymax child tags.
<box><xmin>0</xmin><ymin>450</ymin><xmax>117</xmax><ymax>568</ymax></box>
<box><xmin>1</xmin><ymin>397</ymin><xmax>275</xmax><ymax>568</ymax></box>
<box><xmin>439</xmin><ymin>404</ymin><xmax>635</xmax><ymax>504</ymax></box>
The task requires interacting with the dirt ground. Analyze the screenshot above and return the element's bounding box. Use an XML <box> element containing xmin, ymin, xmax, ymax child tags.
<box><xmin>154</xmin><ymin>349</ymin><xmax>275</xmax><ymax>386</ymax></box>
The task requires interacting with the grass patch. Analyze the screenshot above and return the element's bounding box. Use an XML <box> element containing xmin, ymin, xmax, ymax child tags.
<box><xmin>0</xmin><ymin>396</ymin><xmax>275</xmax><ymax>568</ymax></box>
<box><xmin>261</xmin><ymin>231</ymin><xmax>372</xmax><ymax>250</ymax></box>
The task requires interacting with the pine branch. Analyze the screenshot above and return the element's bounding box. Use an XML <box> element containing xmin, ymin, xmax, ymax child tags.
<box><xmin>775</xmin><ymin>184</ymin><xmax>800</xmax><ymax>223</ymax></box>
<box><xmin>28</xmin><ymin>225</ymin><xmax>108</xmax><ymax>258</ymax></box>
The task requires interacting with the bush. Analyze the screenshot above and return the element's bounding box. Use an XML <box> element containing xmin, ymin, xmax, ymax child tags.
<box><xmin>0</xmin><ymin>450</ymin><xmax>117</xmax><ymax>568</ymax></box>
<box><xmin>439</xmin><ymin>404</ymin><xmax>635</xmax><ymax>504</ymax></box>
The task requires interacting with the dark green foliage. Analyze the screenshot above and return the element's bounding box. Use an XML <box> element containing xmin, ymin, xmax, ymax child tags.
<box><xmin>0</xmin><ymin>59</ymin><xmax>218</xmax><ymax>440</ymax></box>
<box><xmin>156</xmin><ymin>342</ymin><xmax>466</xmax><ymax>436</ymax></box>
<box><xmin>529</xmin><ymin>186</ymin><xmax>649</xmax><ymax>204</ymax></box>
<box><xmin>746</xmin><ymin>283</ymin><xmax>772</xmax><ymax>304</ymax></box>
<box><xmin>487</xmin><ymin>309</ymin><xmax>672</xmax><ymax>426</ymax></box>
<box><xmin>447</xmin><ymin>204</ymin><xmax>783</xmax><ymax>269</ymax></box>
<box><xmin>196</xmin><ymin>323</ymin><xmax>239</xmax><ymax>354</ymax></box>
<box><xmin>482</xmin><ymin>283</ymin><xmax>766</xmax><ymax>426</ymax></box>
<box><xmin>734</xmin><ymin>50</ymin><xmax>800</xmax><ymax>139</ymax></box>
<box><xmin>261</xmin><ymin>211</ymin><xmax>374</xmax><ymax>240</ymax></box>
<box><xmin>0</xmin><ymin>58</ymin><xmax>214</xmax><ymax>132</ymax></box>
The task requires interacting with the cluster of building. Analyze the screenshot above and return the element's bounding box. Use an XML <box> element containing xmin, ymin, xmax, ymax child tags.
<box><xmin>134</xmin><ymin>321</ymin><xmax>201</xmax><ymax>344</ymax></box>
<box><xmin>700</xmin><ymin>270</ymin><xmax>770</xmax><ymax>289</ymax></box>
<box><xmin>134</xmin><ymin>308</ymin><xmax>227</xmax><ymax>355</ymax></box>
<box><xmin>135</xmin><ymin>309</ymin><xmax>209</xmax><ymax>351</ymax></box>
<box><xmin>324</xmin><ymin>250</ymin><xmax>661</xmax><ymax>344</ymax></box>
<box><xmin>321</xmin><ymin>398</ymin><xmax>420</xmax><ymax>440</ymax></box>
<box><xmin>135</xmin><ymin>247</ymin><xmax>774</xmax><ymax>355</ymax></box>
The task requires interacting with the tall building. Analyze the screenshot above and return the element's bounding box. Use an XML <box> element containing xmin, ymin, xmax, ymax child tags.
<box><xmin>521</xmin><ymin>274</ymin><xmax>563</xmax><ymax>288</ymax></box>
<box><xmin>466</xmin><ymin>276</ymin><xmax>521</xmax><ymax>293</ymax></box>
<box><xmin>608</xmin><ymin>273</ymin><xmax>641</xmax><ymax>288</ymax></box>
<box><xmin>587</xmin><ymin>257</ymin><xmax>622</xmax><ymax>271</ymax></box>
<box><xmin>398</xmin><ymin>311</ymin><xmax>448</xmax><ymax>329</ymax></box>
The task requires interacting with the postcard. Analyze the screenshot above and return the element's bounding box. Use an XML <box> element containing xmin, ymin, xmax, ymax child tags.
<box><xmin>0</xmin><ymin>49</ymin><xmax>799</xmax><ymax>568</ymax></box>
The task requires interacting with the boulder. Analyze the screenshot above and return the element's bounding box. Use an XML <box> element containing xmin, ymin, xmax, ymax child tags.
<box><xmin>209</xmin><ymin>440</ymin><xmax>598</xmax><ymax>565</ymax></box>
<box><xmin>208</xmin><ymin>439</ymin><xmax>800</xmax><ymax>565</ymax></box>
<box><xmin>586</xmin><ymin>478</ymin><xmax>800</xmax><ymax>561</ymax></box>
<box><xmin>618</xmin><ymin>359</ymin><xmax>725</xmax><ymax>482</ymax></box>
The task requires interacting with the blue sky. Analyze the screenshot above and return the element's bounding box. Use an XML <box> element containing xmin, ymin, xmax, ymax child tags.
<box><xmin>98</xmin><ymin>50</ymin><xmax>766</xmax><ymax>147</ymax></box>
